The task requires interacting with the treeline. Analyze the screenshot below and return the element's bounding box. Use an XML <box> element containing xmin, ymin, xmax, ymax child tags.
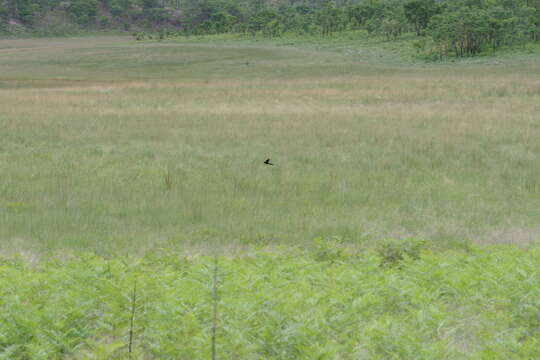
<box><xmin>1</xmin><ymin>0</ymin><xmax>539</xmax><ymax>57</ymax></box>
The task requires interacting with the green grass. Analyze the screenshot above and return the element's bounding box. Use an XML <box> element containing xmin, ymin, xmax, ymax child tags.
<box><xmin>1</xmin><ymin>244</ymin><xmax>539</xmax><ymax>359</ymax></box>
<box><xmin>158</xmin><ymin>31</ymin><xmax>540</xmax><ymax>66</ymax></box>
<box><xmin>1</xmin><ymin>35</ymin><xmax>540</xmax><ymax>359</ymax></box>
<box><xmin>1</xmin><ymin>36</ymin><xmax>539</xmax><ymax>254</ymax></box>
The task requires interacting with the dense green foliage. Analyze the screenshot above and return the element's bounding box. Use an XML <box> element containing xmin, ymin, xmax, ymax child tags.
<box><xmin>1</xmin><ymin>0</ymin><xmax>539</xmax><ymax>57</ymax></box>
<box><xmin>1</xmin><ymin>243</ymin><xmax>539</xmax><ymax>358</ymax></box>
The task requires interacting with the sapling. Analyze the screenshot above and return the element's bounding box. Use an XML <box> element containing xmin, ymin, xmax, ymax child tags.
<box><xmin>128</xmin><ymin>279</ymin><xmax>137</xmax><ymax>359</ymax></box>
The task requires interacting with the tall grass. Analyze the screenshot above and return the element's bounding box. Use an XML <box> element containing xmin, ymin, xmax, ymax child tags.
<box><xmin>0</xmin><ymin>36</ymin><xmax>539</xmax><ymax>253</ymax></box>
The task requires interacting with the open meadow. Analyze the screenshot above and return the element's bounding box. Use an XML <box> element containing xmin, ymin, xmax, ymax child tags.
<box><xmin>1</xmin><ymin>36</ymin><xmax>540</xmax><ymax>254</ymax></box>
<box><xmin>0</xmin><ymin>36</ymin><xmax>539</xmax><ymax>358</ymax></box>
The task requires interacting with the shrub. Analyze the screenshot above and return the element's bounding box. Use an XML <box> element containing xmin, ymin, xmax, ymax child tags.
<box><xmin>311</xmin><ymin>236</ymin><xmax>347</xmax><ymax>262</ymax></box>
<box><xmin>98</xmin><ymin>16</ymin><xmax>110</xmax><ymax>29</ymax></box>
<box><xmin>377</xmin><ymin>237</ymin><xmax>425</xmax><ymax>268</ymax></box>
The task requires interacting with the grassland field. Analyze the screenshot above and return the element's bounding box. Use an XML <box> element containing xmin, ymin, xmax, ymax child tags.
<box><xmin>1</xmin><ymin>35</ymin><xmax>540</xmax><ymax>253</ymax></box>
<box><xmin>0</xmin><ymin>35</ymin><xmax>539</xmax><ymax>358</ymax></box>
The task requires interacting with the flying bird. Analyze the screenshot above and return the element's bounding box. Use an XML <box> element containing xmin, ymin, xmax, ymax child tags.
<box><xmin>264</xmin><ymin>158</ymin><xmax>274</xmax><ymax>165</ymax></box>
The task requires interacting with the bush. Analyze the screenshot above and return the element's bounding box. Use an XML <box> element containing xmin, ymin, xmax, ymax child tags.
<box><xmin>98</xmin><ymin>16</ymin><xmax>110</xmax><ymax>29</ymax></box>
<box><xmin>311</xmin><ymin>236</ymin><xmax>348</xmax><ymax>262</ymax></box>
<box><xmin>68</xmin><ymin>0</ymin><xmax>100</xmax><ymax>26</ymax></box>
<box><xmin>377</xmin><ymin>237</ymin><xmax>425</xmax><ymax>268</ymax></box>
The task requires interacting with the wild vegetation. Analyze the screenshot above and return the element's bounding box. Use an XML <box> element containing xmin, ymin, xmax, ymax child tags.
<box><xmin>1</xmin><ymin>36</ymin><xmax>539</xmax><ymax>254</ymax></box>
<box><xmin>1</xmin><ymin>243</ymin><xmax>540</xmax><ymax>359</ymax></box>
<box><xmin>1</xmin><ymin>35</ymin><xmax>539</xmax><ymax>358</ymax></box>
<box><xmin>1</xmin><ymin>0</ymin><xmax>539</xmax><ymax>58</ymax></box>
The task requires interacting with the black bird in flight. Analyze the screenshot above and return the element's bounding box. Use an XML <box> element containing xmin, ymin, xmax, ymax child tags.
<box><xmin>264</xmin><ymin>158</ymin><xmax>274</xmax><ymax>165</ymax></box>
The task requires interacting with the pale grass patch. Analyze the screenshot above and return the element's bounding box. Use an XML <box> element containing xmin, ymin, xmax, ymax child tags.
<box><xmin>484</xmin><ymin>227</ymin><xmax>540</xmax><ymax>247</ymax></box>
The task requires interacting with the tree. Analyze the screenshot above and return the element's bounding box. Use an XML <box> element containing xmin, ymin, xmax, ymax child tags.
<box><xmin>68</xmin><ymin>0</ymin><xmax>100</xmax><ymax>26</ymax></box>
<box><xmin>404</xmin><ymin>0</ymin><xmax>438</xmax><ymax>36</ymax></box>
<box><xmin>315</xmin><ymin>3</ymin><xmax>345</xmax><ymax>36</ymax></box>
<box><xmin>246</xmin><ymin>10</ymin><xmax>277</xmax><ymax>35</ymax></box>
<box><xmin>428</xmin><ymin>5</ymin><xmax>491</xmax><ymax>57</ymax></box>
<box><xmin>207</xmin><ymin>11</ymin><xmax>236</xmax><ymax>33</ymax></box>
<box><xmin>0</xmin><ymin>4</ymin><xmax>7</xmax><ymax>31</ymax></box>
